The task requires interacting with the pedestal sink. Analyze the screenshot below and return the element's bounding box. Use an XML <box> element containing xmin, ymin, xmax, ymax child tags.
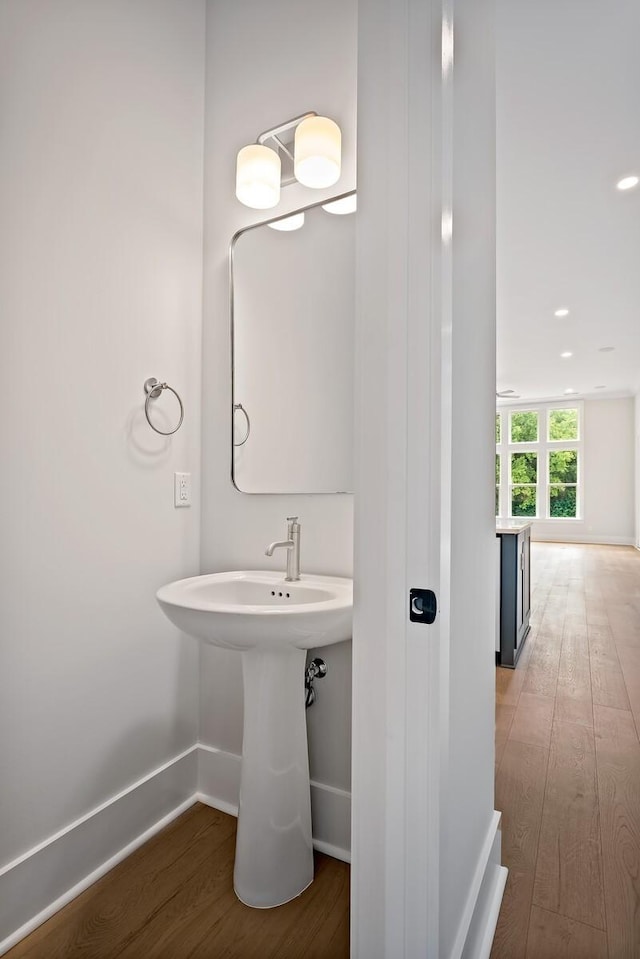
<box><xmin>156</xmin><ymin>570</ymin><xmax>353</xmax><ymax>908</ymax></box>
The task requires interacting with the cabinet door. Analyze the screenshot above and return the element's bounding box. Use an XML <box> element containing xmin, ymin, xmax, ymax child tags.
<box><xmin>516</xmin><ymin>532</ymin><xmax>524</xmax><ymax>634</ymax></box>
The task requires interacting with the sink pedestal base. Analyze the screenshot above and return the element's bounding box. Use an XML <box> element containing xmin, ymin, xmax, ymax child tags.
<box><xmin>233</xmin><ymin>647</ymin><xmax>314</xmax><ymax>908</ymax></box>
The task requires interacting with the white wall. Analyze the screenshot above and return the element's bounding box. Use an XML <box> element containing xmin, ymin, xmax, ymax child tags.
<box><xmin>0</xmin><ymin>0</ymin><xmax>204</xmax><ymax>904</ymax></box>
<box><xmin>532</xmin><ymin>397</ymin><xmax>635</xmax><ymax>545</ymax></box>
<box><xmin>200</xmin><ymin>0</ymin><xmax>357</xmax><ymax>820</ymax></box>
<box><xmin>636</xmin><ymin>391</ymin><xmax>640</xmax><ymax>548</ymax></box>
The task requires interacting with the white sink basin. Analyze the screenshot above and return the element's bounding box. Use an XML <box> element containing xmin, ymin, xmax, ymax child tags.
<box><xmin>156</xmin><ymin>570</ymin><xmax>352</xmax><ymax>650</ymax></box>
<box><xmin>156</xmin><ymin>569</ymin><xmax>353</xmax><ymax>910</ymax></box>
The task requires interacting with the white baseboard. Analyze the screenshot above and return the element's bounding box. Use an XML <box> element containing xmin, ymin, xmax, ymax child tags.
<box><xmin>197</xmin><ymin>743</ymin><xmax>351</xmax><ymax>863</ymax></box>
<box><xmin>462</xmin><ymin>861</ymin><xmax>508</xmax><ymax>959</ymax></box>
<box><xmin>309</xmin><ymin>781</ymin><xmax>351</xmax><ymax>862</ymax></box>
<box><xmin>197</xmin><ymin>742</ymin><xmax>242</xmax><ymax>812</ymax></box>
<box><xmin>451</xmin><ymin>811</ymin><xmax>507</xmax><ymax>959</ymax></box>
<box><xmin>0</xmin><ymin>742</ymin><xmax>351</xmax><ymax>957</ymax></box>
<box><xmin>0</xmin><ymin>746</ymin><xmax>198</xmax><ymax>957</ymax></box>
<box><xmin>532</xmin><ymin>532</ymin><xmax>634</xmax><ymax>546</ymax></box>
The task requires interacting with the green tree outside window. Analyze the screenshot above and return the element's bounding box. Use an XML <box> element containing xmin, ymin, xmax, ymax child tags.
<box><xmin>549</xmin><ymin>450</ymin><xmax>577</xmax><ymax>484</ymax></box>
<box><xmin>511</xmin><ymin>452</ymin><xmax>537</xmax><ymax>484</ymax></box>
<box><xmin>510</xmin><ymin>411</ymin><xmax>538</xmax><ymax>443</ymax></box>
<box><xmin>510</xmin><ymin>451</ymin><xmax>537</xmax><ymax>516</ymax></box>
<box><xmin>548</xmin><ymin>408</ymin><xmax>578</xmax><ymax>441</ymax></box>
<box><xmin>512</xmin><ymin>487</ymin><xmax>537</xmax><ymax>516</ymax></box>
<box><xmin>549</xmin><ymin>485</ymin><xmax>577</xmax><ymax>517</ymax></box>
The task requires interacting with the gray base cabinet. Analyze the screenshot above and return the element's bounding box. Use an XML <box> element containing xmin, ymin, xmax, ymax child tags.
<box><xmin>496</xmin><ymin>524</ymin><xmax>531</xmax><ymax>668</ymax></box>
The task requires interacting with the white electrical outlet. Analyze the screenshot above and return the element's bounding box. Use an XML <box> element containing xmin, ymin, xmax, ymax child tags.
<box><xmin>174</xmin><ymin>472</ymin><xmax>191</xmax><ymax>508</ymax></box>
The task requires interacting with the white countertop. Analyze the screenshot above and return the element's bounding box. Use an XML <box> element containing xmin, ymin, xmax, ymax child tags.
<box><xmin>496</xmin><ymin>519</ymin><xmax>533</xmax><ymax>535</ymax></box>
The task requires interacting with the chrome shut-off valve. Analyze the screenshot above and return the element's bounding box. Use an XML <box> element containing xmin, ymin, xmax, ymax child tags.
<box><xmin>305</xmin><ymin>657</ymin><xmax>327</xmax><ymax>708</ymax></box>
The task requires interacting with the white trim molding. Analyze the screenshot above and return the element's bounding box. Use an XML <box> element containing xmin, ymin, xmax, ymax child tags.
<box><xmin>531</xmin><ymin>531</ymin><xmax>635</xmax><ymax>547</ymax></box>
<box><xmin>0</xmin><ymin>746</ymin><xmax>199</xmax><ymax>957</ymax></box>
<box><xmin>456</xmin><ymin>811</ymin><xmax>508</xmax><ymax>959</ymax></box>
<box><xmin>0</xmin><ymin>743</ymin><xmax>351</xmax><ymax>956</ymax></box>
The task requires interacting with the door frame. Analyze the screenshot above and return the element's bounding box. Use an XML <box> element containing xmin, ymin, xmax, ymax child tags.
<box><xmin>351</xmin><ymin>0</ymin><xmax>453</xmax><ymax>953</ymax></box>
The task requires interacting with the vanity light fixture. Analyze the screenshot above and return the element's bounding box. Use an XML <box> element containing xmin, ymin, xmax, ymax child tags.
<box><xmin>616</xmin><ymin>175</ymin><xmax>639</xmax><ymax>191</ymax></box>
<box><xmin>267</xmin><ymin>212</ymin><xmax>305</xmax><ymax>232</ymax></box>
<box><xmin>235</xmin><ymin>112</ymin><xmax>342</xmax><ymax>210</ymax></box>
<box><xmin>295</xmin><ymin>116</ymin><xmax>341</xmax><ymax>188</ymax></box>
<box><xmin>235</xmin><ymin>144</ymin><xmax>282</xmax><ymax>210</ymax></box>
<box><xmin>322</xmin><ymin>193</ymin><xmax>357</xmax><ymax>215</ymax></box>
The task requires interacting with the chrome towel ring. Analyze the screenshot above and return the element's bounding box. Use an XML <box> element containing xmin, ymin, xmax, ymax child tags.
<box><xmin>143</xmin><ymin>377</ymin><xmax>184</xmax><ymax>436</ymax></box>
<box><xmin>233</xmin><ymin>403</ymin><xmax>251</xmax><ymax>446</ymax></box>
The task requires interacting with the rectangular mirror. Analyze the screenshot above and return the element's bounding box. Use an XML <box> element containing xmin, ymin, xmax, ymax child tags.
<box><xmin>231</xmin><ymin>192</ymin><xmax>355</xmax><ymax>494</ymax></box>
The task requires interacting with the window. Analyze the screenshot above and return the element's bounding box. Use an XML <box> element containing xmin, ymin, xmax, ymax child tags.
<box><xmin>510</xmin><ymin>410</ymin><xmax>538</xmax><ymax>444</ymax></box>
<box><xmin>548</xmin><ymin>408</ymin><xmax>578</xmax><ymax>441</ymax></box>
<box><xmin>510</xmin><ymin>451</ymin><xmax>538</xmax><ymax>516</ymax></box>
<box><xmin>496</xmin><ymin>402</ymin><xmax>582</xmax><ymax>520</ymax></box>
<box><xmin>549</xmin><ymin>450</ymin><xmax>578</xmax><ymax>517</ymax></box>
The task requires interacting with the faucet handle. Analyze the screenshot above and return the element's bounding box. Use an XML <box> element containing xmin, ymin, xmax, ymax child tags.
<box><xmin>287</xmin><ymin>515</ymin><xmax>299</xmax><ymax>524</ymax></box>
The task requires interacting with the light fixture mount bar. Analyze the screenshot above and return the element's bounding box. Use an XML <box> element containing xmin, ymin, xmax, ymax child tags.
<box><xmin>270</xmin><ymin>135</ymin><xmax>294</xmax><ymax>163</ymax></box>
<box><xmin>257</xmin><ymin>112</ymin><xmax>317</xmax><ymax>186</ymax></box>
<box><xmin>257</xmin><ymin>112</ymin><xmax>317</xmax><ymax>146</ymax></box>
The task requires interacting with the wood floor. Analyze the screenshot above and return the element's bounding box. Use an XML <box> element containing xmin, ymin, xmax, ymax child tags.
<box><xmin>8</xmin><ymin>542</ymin><xmax>640</xmax><ymax>958</ymax></box>
<box><xmin>5</xmin><ymin>804</ymin><xmax>350</xmax><ymax>959</ymax></box>
<box><xmin>492</xmin><ymin>542</ymin><xmax>640</xmax><ymax>959</ymax></box>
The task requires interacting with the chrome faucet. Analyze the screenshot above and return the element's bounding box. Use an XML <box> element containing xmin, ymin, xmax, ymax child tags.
<box><xmin>265</xmin><ymin>517</ymin><xmax>301</xmax><ymax>582</ymax></box>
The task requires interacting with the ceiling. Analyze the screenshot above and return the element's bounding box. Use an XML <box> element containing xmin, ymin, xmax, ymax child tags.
<box><xmin>496</xmin><ymin>0</ymin><xmax>640</xmax><ymax>402</ymax></box>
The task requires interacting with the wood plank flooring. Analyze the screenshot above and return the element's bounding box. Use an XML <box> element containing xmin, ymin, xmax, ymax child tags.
<box><xmin>492</xmin><ymin>542</ymin><xmax>640</xmax><ymax>959</ymax></box>
<box><xmin>5</xmin><ymin>804</ymin><xmax>350</xmax><ymax>959</ymax></box>
<box><xmin>8</xmin><ymin>542</ymin><xmax>640</xmax><ymax>958</ymax></box>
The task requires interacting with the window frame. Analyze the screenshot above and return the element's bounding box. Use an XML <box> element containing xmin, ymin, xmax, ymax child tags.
<box><xmin>509</xmin><ymin>448</ymin><xmax>539</xmax><ymax>519</ymax></box>
<box><xmin>496</xmin><ymin>400</ymin><xmax>583</xmax><ymax>521</ymax></box>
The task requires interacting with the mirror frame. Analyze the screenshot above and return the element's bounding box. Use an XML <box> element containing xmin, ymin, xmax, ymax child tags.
<box><xmin>229</xmin><ymin>189</ymin><xmax>357</xmax><ymax>494</ymax></box>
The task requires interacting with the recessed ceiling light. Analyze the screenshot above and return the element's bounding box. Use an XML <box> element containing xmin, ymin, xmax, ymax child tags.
<box><xmin>616</xmin><ymin>175</ymin><xmax>639</xmax><ymax>191</ymax></box>
<box><xmin>554</xmin><ymin>308</ymin><xmax>570</xmax><ymax>317</ymax></box>
<box><xmin>564</xmin><ymin>388</ymin><xmax>577</xmax><ymax>394</ymax></box>
<box><xmin>560</xmin><ymin>351</ymin><xmax>573</xmax><ymax>358</ymax></box>
<box><xmin>598</xmin><ymin>346</ymin><xmax>615</xmax><ymax>352</ymax></box>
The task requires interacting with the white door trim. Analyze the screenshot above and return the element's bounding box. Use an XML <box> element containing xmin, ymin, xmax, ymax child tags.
<box><xmin>351</xmin><ymin>0</ymin><xmax>452</xmax><ymax>954</ymax></box>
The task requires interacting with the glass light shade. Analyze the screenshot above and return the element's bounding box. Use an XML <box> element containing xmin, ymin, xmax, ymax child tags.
<box><xmin>322</xmin><ymin>194</ymin><xmax>357</xmax><ymax>215</ymax></box>
<box><xmin>267</xmin><ymin>212</ymin><xmax>305</xmax><ymax>231</ymax></box>
<box><xmin>236</xmin><ymin>144</ymin><xmax>281</xmax><ymax>209</ymax></box>
<box><xmin>294</xmin><ymin>116</ymin><xmax>341</xmax><ymax>189</ymax></box>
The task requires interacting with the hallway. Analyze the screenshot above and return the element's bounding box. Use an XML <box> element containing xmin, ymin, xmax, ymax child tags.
<box><xmin>492</xmin><ymin>542</ymin><xmax>640</xmax><ymax>958</ymax></box>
